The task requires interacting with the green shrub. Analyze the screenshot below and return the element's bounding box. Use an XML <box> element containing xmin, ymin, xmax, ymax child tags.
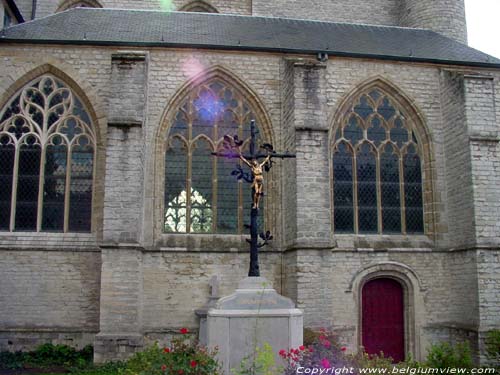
<box><xmin>485</xmin><ymin>330</ymin><xmax>500</xmax><ymax>362</ymax></box>
<box><xmin>426</xmin><ymin>341</ymin><xmax>473</xmax><ymax>369</ymax></box>
<box><xmin>303</xmin><ymin>328</ymin><xmax>322</xmax><ymax>347</ymax></box>
<box><xmin>232</xmin><ymin>342</ymin><xmax>283</xmax><ymax>375</ymax></box>
<box><xmin>0</xmin><ymin>343</ymin><xmax>93</xmax><ymax>370</ymax></box>
<box><xmin>120</xmin><ymin>329</ymin><xmax>220</xmax><ymax>375</ymax></box>
<box><xmin>351</xmin><ymin>351</ymin><xmax>395</xmax><ymax>370</ymax></box>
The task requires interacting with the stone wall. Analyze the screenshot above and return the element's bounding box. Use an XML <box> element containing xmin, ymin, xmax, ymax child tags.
<box><xmin>440</xmin><ymin>71</ymin><xmax>475</xmax><ymax>249</ymax></box>
<box><xmin>0</xmin><ymin>250</ymin><xmax>101</xmax><ymax>351</ymax></box>
<box><xmin>288</xmin><ymin>249</ymin><xmax>479</xmax><ymax>361</ymax></box>
<box><xmin>31</xmin><ymin>0</ymin><xmax>467</xmax><ymax>45</ymax></box>
<box><xmin>399</xmin><ymin>0</ymin><xmax>467</xmax><ymax>43</ymax></box>
<box><xmin>252</xmin><ymin>0</ymin><xmax>399</xmax><ymax>26</ymax></box>
<box><xmin>0</xmin><ymin>43</ymin><xmax>499</xmax><ymax>363</ymax></box>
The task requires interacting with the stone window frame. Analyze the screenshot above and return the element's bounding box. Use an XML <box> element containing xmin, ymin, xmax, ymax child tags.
<box><xmin>152</xmin><ymin>66</ymin><xmax>277</xmax><ymax>249</ymax></box>
<box><xmin>56</xmin><ymin>0</ymin><xmax>102</xmax><ymax>12</ymax></box>
<box><xmin>329</xmin><ymin>77</ymin><xmax>437</xmax><ymax>239</ymax></box>
<box><xmin>0</xmin><ymin>64</ymin><xmax>105</xmax><ymax>242</ymax></box>
<box><xmin>348</xmin><ymin>262</ymin><xmax>427</xmax><ymax>361</ymax></box>
<box><xmin>178</xmin><ymin>0</ymin><xmax>218</xmax><ymax>13</ymax></box>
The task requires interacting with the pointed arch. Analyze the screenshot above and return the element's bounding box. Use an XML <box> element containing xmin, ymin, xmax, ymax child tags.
<box><xmin>330</xmin><ymin>76</ymin><xmax>432</xmax><ymax>151</ymax></box>
<box><xmin>178</xmin><ymin>0</ymin><xmax>218</xmax><ymax>13</ymax></box>
<box><xmin>156</xmin><ymin>65</ymin><xmax>274</xmax><ymax>145</ymax></box>
<box><xmin>155</xmin><ymin>65</ymin><xmax>274</xmax><ymax>236</ymax></box>
<box><xmin>0</xmin><ymin>66</ymin><xmax>102</xmax><ymax>233</ymax></box>
<box><xmin>0</xmin><ymin>63</ymin><xmax>104</xmax><ymax>147</ymax></box>
<box><xmin>56</xmin><ymin>0</ymin><xmax>102</xmax><ymax>12</ymax></box>
<box><xmin>329</xmin><ymin>76</ymin><xmax>436</xmax><ymax>236</ymax></box>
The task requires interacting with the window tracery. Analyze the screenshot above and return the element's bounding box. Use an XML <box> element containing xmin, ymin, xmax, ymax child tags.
<box><xmin>0</xmin><ymin>75</ymin><xmax>96</xmax><ymax>232</ymax></box>
<box><xmin>164</xmin><ymin>79</ymin><xmax>263</xmax><ymax>234</ymax></box>
<box><xmin>332</xmin><ymin>88</ymin><xmax>424</xmax><ymax>234</ymax></box>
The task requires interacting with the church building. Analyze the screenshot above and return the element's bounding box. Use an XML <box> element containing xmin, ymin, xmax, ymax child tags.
<box><xmin>0</xmin><ymin>0</ymin><xmax>499</xmax><ymax>365</ymax></box>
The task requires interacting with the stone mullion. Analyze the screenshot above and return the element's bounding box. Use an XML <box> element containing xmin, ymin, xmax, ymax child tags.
<box><xmin>36</xmin><ymin>142</ymin><xmax>47</xmax><ymax>232</ymax></box>
<box><xmin>375</xmin><ymin>149</ymin><xmax>382</xmax><ymax>234</ymax></box>
<box><xmin>63</xmin><ymin>140</ymin><xmax>72</xmax><ymax>233</ymax></box>
<box><xmin>399</xmin><ymin>152</ymin><xmax>407</xmax><ymax>234</ymax></box>
<box><xmin>237</xmin><ymin>110</ymin><xmax>244</xmax><ymax>234</ymax></box>
<box><xmin>212</xmin><ymin>143</ymin><xmax>218</xmax><ymax>233</ymax></box>
<box><xmin>186</xmin><ymin>101</ymin><xmax>194</xmax><ymax>233</ymax></box>
<box><xmin>186</xmin><ymin>142</ymin><xmax>193</xmax><ymax>234</ymax></box>
<box><xmin>9</xmin><ymin>142</ymin><xmax>20</xmax><ymax>231</ymax></box>
<box><xmin>353</xmin><ymin>151</ymin><xmax>359</xmax><ymax>234</ymax></box>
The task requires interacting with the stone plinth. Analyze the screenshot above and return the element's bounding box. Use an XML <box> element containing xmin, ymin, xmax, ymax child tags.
<box><xmin>207</xmin><ymin>277</ymin><xmax>303</xmax><ymax>375</ymax></box>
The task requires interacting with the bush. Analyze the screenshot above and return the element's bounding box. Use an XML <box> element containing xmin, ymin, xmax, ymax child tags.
<box><xmin>426</xmin><ymin>342</ymin><xmax>473</xmax><ymax>369</ymax></box>
<box><xmin>485</xmin><ymin>330</ymin><xmax>500</xmax><ymax>362</ymax></box>
<box><xmin>120</xmin><ymin>329</ymin><xmax>220</xmax><ymax>375</ymax></box>
<box><xmin>280</xmin><ymin>329</ymin><xmax>355</xmax><ymax>375</ymax></box>
<box><xmin>232</xmin><ymin>342</ymin><xmax>283</xmax><ymax>375</ymax></box>
<box><xmin>0</xmin><ymin>343</ymin><xmax>93</xmax><ymax>370</ymax></box>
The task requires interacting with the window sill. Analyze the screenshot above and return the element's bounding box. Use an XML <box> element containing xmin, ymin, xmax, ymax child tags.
<box><xmin>334</xmin><ymin>233</ymin><xmax>433</xmax><ymax>251</ymax></box>
<box><xmin>155</xmin><ymin>232</ymin><xmax>277</xmax><ymax>252</ymax></box>
<box><xmin>0</xmin><ymin>231</ymin><xmax>98</xmax><ymax>251</ymax></box>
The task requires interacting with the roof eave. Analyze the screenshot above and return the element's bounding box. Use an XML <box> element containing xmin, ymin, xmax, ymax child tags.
<box><xmin>1</xmin><ymin>38</ymin><xmax>500</xmax><ymax>69</ymax></box>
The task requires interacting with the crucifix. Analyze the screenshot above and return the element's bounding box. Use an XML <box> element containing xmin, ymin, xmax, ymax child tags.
<box><xmin>212</xmin><ymin>120</ymin><xmax>295</xmax><ymax>277</ymax></box>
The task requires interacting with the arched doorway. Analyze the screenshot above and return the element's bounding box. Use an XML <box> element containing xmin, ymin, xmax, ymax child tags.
<box><xmin>362</xmin><ymin>278</ymin><xmax>405</xmax><ymax>362</ymax></box>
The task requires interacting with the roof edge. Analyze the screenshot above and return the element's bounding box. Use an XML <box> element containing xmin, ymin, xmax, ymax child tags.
<box><xmin>1</xmin><ymin>38</ymin><xmax>500</xmax><ymax>69</ymax></box>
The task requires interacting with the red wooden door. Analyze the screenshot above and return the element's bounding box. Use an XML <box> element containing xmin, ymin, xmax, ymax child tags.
<box><xmin>362</xmin><ymin>278</ymin><xmax>404</xmax><ymax>362</ymax></box>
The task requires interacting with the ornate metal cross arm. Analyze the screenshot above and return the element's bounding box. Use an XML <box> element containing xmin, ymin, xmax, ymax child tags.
<box><xmin>212</xmin><ymin>120</ymin><xmax>295</xmax><ymax>277</ymax></box>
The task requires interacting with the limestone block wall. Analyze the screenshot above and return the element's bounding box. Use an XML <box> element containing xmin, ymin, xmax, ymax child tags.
<box><xmin>252</xmin><ymin>0</ymin><xmax>399</xmax><ymax>26</ymax></box>
<box><xmin>31</xmin><ymin>0</ymin><xmax>468</xmax><ymax>47</ymax></box>
<box><xmin>0</xmin><ymin>42</ymin><xmax>499</xmax><ymax>362</ymax></box>
<box><xmin>141</xmin><ymin>251</ymin><xmax>282</xmax><ymax>334</ymax></box>
<box><xmin>0</xmin><ymin>250</ymin><xmax>101</xmax><ymax>351</ymax></box>
<box><xmin>284</xmin><ymin>249</ymin><xmax>480</xmax><ymax>361</ymax></box>
<box><xmin>440</xmin><ymin>71</ymin><xmax>475</xmax><ymax>249</ymax></box>
<box><xmin>399</xmin><ymin>0</ymin><xmax>467</xmax><ymax>43</ymax></box>
<box><xmin>463</xmin><ymin>76</ymin><xmax>500</xmax><ymax>247</ymax></box>
<box><xmin>477</xmin><ymin>250</ymin><xmax>500</xmax><ymax>364</ymax></box>
<box><xmin>33</xmin><ymin>0</ymin><xmax>251</xmax><ymax>18</ymax></box>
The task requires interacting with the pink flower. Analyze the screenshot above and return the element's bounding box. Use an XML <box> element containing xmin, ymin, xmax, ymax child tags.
<box><xmin>322</xmin><ymin>340</ymin><xmax>331</xmax><ymax>348</ymax></box>
<box><xmin>180</xmin><ymin>328</ymin><xmax>189</xmax><ymax>334</ymax></box>
<box><xmin>299</xmin><ymin>345</ymin><xmax>306</xmax><ymax>351</ymax></box>
<box><xmin>279</xmin><ymin>349</ymin><xmax>287</xmax><ymax>358</ymax></box>
<box><xmin>190</xmin><ymin>360</ymin><xmax>197</xmax><ymax>368</ymax></box>
<box><xmin>321</xmin><ymin>358</ymin><xmax>331</xmax><ymax>369</ymax></box>
<box><xmin>341</xmin><ymin>346</ymin><xmax>347</xmax><ymax>351</ymax></box>
<box><xmin>161</xmin><ymin>364</ymin><xmax>167</xmax><ymax>372</ymax></box>
<box><xmin>163</xmin><ymin>347</ymin><xmax>170</xmax><ymax>353</ymax></box>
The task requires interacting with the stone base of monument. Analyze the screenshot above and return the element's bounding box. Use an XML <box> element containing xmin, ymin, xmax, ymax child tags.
<box><xmin>207</xmin><ymin>277</ymin><xmax>303</xmax><ymax>375</ymax></box>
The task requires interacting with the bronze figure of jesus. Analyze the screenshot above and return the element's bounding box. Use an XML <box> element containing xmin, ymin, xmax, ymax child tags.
<box><xmin>212</xmin><ymin>120</ymin><xmax>295</xmax><ymax>276</ymax></box>
<box><xmin>239</xmin><ymin>154</ymin><xmax>271</xmax><ymax>209</ymax></box>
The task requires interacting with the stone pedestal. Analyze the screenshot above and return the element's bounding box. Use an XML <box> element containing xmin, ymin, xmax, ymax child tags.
<box><xmin>207</xmin><ymin>277</ymin><xmax>303</xmax><ymax>375</ymax></box>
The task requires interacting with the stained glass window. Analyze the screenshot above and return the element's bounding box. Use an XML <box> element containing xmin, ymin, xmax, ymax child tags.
<box><xmin>332</xmin><ymin>88</ymin><xmax>424</xmax><ymax>234</ymax></box>
<box><xmin>0</xmin><ymin>75</ymin><xmax>96</xmax><ymax>232</ymax></box>
<box><xmin>164</xmin><ymin>79</ymin><xmax>262</xmax><ymax>234</ymax></box>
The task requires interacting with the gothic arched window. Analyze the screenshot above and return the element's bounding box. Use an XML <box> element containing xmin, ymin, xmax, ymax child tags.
<box><xmin>0</xmin><ymin>75</ymin><xmax>96</xmax><ymax>232</ymax></box>
<box><xmin>332</xmin><ymin>89</ymin><xmax>424</xmax><ymax>234</ymax></box>
<box><xmin>179</xmin><ymin>1</ymin><xmax>218</xmax><ymax>13</ymax></box>
<box><xmin>164</xmin><ymin>79</ymin><xmax>263</xmax><ymax>234</ymax></box>
<box><xmin>56</xmin><ymin>0</ymin><xmax>102</xmax><ymax>12</ymax></box>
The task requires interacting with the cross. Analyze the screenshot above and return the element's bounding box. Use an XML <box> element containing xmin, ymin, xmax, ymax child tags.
<box><xmin>212</xmin><ymin>120</ymin><xmax>295</xmax><ymax>277</ymax></box>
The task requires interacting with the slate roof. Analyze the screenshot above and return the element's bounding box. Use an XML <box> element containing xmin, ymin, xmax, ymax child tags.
<box><xmin>1</xmin><ymin>8</ymin><xmax>500</xmax><ymax>68</ymax></box>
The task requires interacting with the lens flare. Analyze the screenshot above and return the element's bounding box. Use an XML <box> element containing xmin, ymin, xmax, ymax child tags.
<box><xmin>194</xmin><ymin>91</ymin><xmax>224</xmax><ymax>122</ymax></box>
<box><xmin>181</xmin><ymin>56</ymin><xmax>206</xmax><ymax>79</ymax></box>
<box><xmin>159</xmin><ymin>0</ymin><xmax>174</xmax><ymax>12</ymax></box>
